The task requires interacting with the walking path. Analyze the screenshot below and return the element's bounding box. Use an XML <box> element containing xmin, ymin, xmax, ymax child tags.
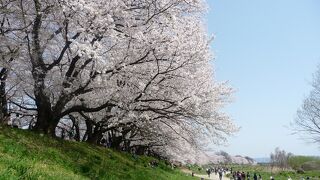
<box><xmin>181</xmin><ymin>169</ymin><xmax>229</xmax><ymax>180</ymax></box>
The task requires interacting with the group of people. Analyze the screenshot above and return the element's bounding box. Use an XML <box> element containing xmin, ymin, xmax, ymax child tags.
<box><xmin>196</xmin><ymin>166</ymin><xmax>316</xmax><ymax>180</ymax></box>
<box><xmin>206</xmin><ymin>167</ymin><xmax>228</xmax><ymax>180</ymax></box>
<box><xmin>231</xmin><ymin>171</ymin><xmax>262</xmax><ymax>180</ymax></box>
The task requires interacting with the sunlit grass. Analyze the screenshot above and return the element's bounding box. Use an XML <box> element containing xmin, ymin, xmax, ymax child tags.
<box><xmin>0</xmin><ymin>126</ymin><xmax>195</xmax><ymax>180</ymax></box>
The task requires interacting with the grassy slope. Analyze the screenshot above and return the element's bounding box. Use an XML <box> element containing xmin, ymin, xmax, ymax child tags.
<box><xmin>0</xmin><ymin>126</ymin><xmax>195</xmax><ymax>180</ymax></box>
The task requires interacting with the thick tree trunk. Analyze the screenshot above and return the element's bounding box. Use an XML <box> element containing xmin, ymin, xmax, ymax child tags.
<box><xmin>0</xmin><ymin>81</ymin><xmax>8</xmax><ymax>122</ymax></box>
<box><xmin>30</xmin><ymin>0</ymin><xmax>56</xmax><ymax>136</ymax></box>
<box><xmin>74</xmin><ymin>122</ymin><xmax>81</xmax><ymax>141</ymax></box>
<box><xmin>87</xmin><ymin>133</ymin><xmax>103</xmax><ymax>144</ymax></box>
<box><xmin>69</xmin><ymin>115</ymin><xmax>81</xmax><ymax>141</ymax></box>
<box><xmin>0</xmin><ymin>68</ymin><xmax>9</xmax><ymax>125</ymax></box>
<box><xmin>85</xmin><ymin>120</ymin><xmax>103</xmax><ymax>144</ymax></box>
<box><xmin>33</xmin><ymin>97</ymin><xmax>54</xmax><ymax>134</ymax></box>
<box><xmin>32</xmin><ymin>74</ymin><xmax>58</xmax><ymax>136</ymax></box>
<box><xmin>135</xmin><ymin>146</ymin><xmax>147</xmax><ymax>155</ymax></box>
<box><xmin>108</xmin><ymin>129</ymin><xmax>124</xmax><ymax>150</ymax></box>
<box><xmin>33</xmin><ymin>88</ymin><xmax>65</xmax><ymax>137</ymax></box>
<box><xmin>109</xmin><ymin>136</ymin><xmax>123</xmax><ymax>150</ymax></box>
<box><xmin>85</xmin><ymin>119</ymin><xmax>93</xmax><ymax>141</ymax></box>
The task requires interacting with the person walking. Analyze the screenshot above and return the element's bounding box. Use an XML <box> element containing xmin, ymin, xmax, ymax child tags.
<box><xmin>253</xmin><ymin>173</ymin><xmax>258</xmax><ymax>180</ymax></box>
<box><xmin>241</xmin><ymin>172</ymin><xmax>246</xmax><ymax>180</ymax></box>
<box><xmin>237</xmin><ymin>171</ymin><xmax>242</xmax><ymax>180</ymax></box>
<box><xmin>218</xmin><ymin>169</ymin><xmax>223</xmax><ymax>180</ymax></box>
<box><xmin>233</xmin><ymin>172</ymin><xmax>237</xmax><ymax>180</ymax></box>
<box><xmin>207</xmin><ymin>168</ymin><xmax>211</xmax><ymax>178</ymax></box>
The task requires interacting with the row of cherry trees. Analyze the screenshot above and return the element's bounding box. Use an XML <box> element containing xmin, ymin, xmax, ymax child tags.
<box><xmin>0</xmin><ymin>0</ymin><xmax>236</xmax><ymax>159</ymax></box>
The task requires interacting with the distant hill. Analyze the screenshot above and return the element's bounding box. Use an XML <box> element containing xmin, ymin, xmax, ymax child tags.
<box><xmin>0</xmin><ymin>126</ymin><xmax>194</xmax><ymax>180</ymax></box>
<box><xmin>254</xmin><ymin>157</ymin><xmax>270</xmax><ymax>164</ymax></box>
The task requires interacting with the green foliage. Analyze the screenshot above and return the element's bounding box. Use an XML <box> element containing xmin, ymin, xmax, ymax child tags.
<box><xmin>301</xmin><ymin>161</ymin><xmax>320</xmax><ymax>171</ymax></box>
<box><xmin>186</xmin><ymin>164</ymin><xmax>207</xmax><ymax>175</ymax></box>
<box><xmin>289</xmin><ymin>156</ymin><xmax>320</xmax><ymax>171</ymax></box>
<box><xmin>0</xmin><ymin>126</ymin><xmax>195</xmax><ymax>180</ymax></box>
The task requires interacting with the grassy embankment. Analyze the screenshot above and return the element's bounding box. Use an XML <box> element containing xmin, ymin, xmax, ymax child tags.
<box><xmin>0</xmin><ymin>125</ymin><xmax>195</xmax><ymax>180</ymax></box>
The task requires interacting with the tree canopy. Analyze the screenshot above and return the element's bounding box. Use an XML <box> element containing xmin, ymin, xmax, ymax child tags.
<box><xmin>0</xmin><ymin>0</ymin><xmax>236</xmax><ymax>160</ymax></box>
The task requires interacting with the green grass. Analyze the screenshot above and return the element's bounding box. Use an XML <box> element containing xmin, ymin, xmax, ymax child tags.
<box><xmin>0</xmin><ymin>126</ymin><xmax>195</xmax><ymax>180</ymax></box>
<box><xmin>186</xmin><ymin>164</ymin><xmax>207</xmax><ymax>175</ymax></box>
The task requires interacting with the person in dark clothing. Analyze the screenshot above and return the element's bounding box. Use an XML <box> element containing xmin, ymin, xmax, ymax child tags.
<box><xmin>237</xmin><ymin>171</ymin><xmax>242</xmax><ymax>180</ymax></box>
<box><xmin>253</xmin><ymin>173</ymin><xmax>258</xmax><ymax>180</ymax></box>
<box><xmin>241</xmin><ymin>172</ymin><xmax>246</xmax><ymax>180</ymax></box>
<box><xmin>206</xmin><ymin>168</ymin><xmax>211</xmax><ymax>178</ymax></box>
<box><xmin>232</xmin><ymin>172</ymin><xmax>237</xmax><ymax>180</ymax></box>
<box><xmin>218</xmin><ymin>170</ymin><xmax>223</xmax><ymax>180</ymax></box>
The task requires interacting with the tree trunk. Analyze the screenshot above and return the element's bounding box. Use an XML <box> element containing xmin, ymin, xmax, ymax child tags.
<box><xmin>30</xmin><ymin>0</ymin><xmax>56</xmax><ymax>136</ymax></box>
<box><xmin>135</xmin><ymin>146</ymin><xmax>147</xmax><ymax>155</ymax></box>
<box><xmin>69</xmin><ymin>115</ymin><xmax>81</xmax><ymax>141</ymax></box>
<box><xmin>108</xmin><ymin>130</ymin><xmax>123</xmax><ymax>150</ymax></box>
<box><xmin>86</xmin><ymin>133</ymin><xmax>103</xmax><ymax>144</ymax></box>
<box><xmin>85</xmin><ymin>120</ymin><xmax>103</xmax><ymax>144</ymax></box>
<box><xmin>85</xmin><ymin>119</ymin><xmax>93</xmax><ymax>142</ymax></box>
<box><xmin>32</xmin><ymin>80</ymin><xmax>56</xmax><ymax>136</ymax></box>
<box><xmin>74</xmin><ymin>122</ymin><xmax>81</xmax><ymax>141</ymax></box>
<box><xmin>86</xmin><ymin>129</ymin><xmax>103</xmax><ymax>145</ymax></box>
<box><xmin>0</xmin><ymin>68</ymin><xmax>9</xmax><ymax>125</ymax></box>
<box><xmin>110</xmin><ymin>136</ymin><xmax>123</xmax><ymax>150</ymax></box>
<box><xmin>33</xmin><ymin>99</ymin><xmax>53</xmax><ymax>134</ymax></box>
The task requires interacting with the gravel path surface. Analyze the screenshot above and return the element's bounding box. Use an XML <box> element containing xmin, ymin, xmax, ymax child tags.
<box><xmin>181</xmin><ymin>169</ymin><xmax>230</xmax><ymax>180</ymax></box>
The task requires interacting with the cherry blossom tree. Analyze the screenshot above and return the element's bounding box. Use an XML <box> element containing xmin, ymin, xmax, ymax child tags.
<box><xmin>1</xmin><ymin>0</ymin><xmax>237</xmax><ymax>160</ymax></box>
<box><xmin>0</xmin><ymin>0</ymin><xmax>22</xmax><ymax>124</ymax></box>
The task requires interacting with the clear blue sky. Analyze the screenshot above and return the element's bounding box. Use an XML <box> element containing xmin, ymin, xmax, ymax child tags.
<box><xmin>206</xmin><ymin>0</ymin><xmax>320</xmax><ymax>158</ymax></box>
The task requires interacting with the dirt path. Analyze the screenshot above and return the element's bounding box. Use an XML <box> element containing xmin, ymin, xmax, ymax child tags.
<box><xmin>181</xmin><ymin>169</ymin><xmax>230</xmax><ymax>180</ymax></box>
